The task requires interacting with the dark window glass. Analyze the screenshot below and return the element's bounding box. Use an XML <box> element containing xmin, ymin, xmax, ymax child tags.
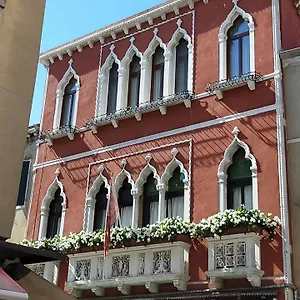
<box><xmin>175</xmin><ymin>38</ymin><xmax>188</xmax><ymax>93</ymax></box>
<box><xmin>166</xmin><ymin>167</ymin><xmax>184</xmax><ymax>219</ymax></box>
<box><xmin>118</xmin><ymin>177</ymin><xmax>133</xmax><ymax>227</ymax></box>
<box><xmin>227</xmin><ymin>16</ymin><xmax>250</xmax><ymax>78</ymax></box>
<box><xmin>142</xmin><ymin>173</ymin><xmax>159</xmax><ymax>226</ymax></box>
<box><xmin>60</xmin><ymin>77</ymin><xmax>77</xmax><ymax>127</ymax></box>
<box><xmin>128</xmin><ymin>55</ymin><xmax>141</xmax><ymax>108</ymax></box>
<box><xmin>151</xmin><ymin>47</ymin><xmax>164</xmax><ymax>101</ymax></box>
<box><xmin>107</xmin><ymin>62</ymin><xmax>119</xmax><ymax>114</ymax></box>
<box><xmin>46</xmin><ymin>188</ymin><xmax>63</xmax><ymax>238</ymax></box>
<box><xmin>93</xmin><ymin>183</ymin><xmax>108</xmax><ymax>231</ymax></box>
<box><xmin>227</xmin><ymin>148</ymin><xmax>252</xmax><ymax>210</ymax></box>
<box><xmin>17</xmin><ymin>160</ymin><xmax>30</xmax><ymax>206</ymax></box>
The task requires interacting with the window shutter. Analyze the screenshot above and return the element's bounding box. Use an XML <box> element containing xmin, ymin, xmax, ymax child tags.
<box><xmin>17</xmin><ymin>160</ymin><xmax>30</xmax><ymax>206</ymax></box>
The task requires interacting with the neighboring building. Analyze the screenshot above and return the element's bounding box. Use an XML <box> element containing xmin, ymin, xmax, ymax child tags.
<box><xmin>9</xmin><ymin>124</ymin><xmax>40</xmax><ymax>244</ymax></box>
<box><xmin>280</xmin><ymin>48</ymin><xmax>300</xmax><ymax>293</ymax></box>
<box><xmin>26</xmin><ymin>0</ymin><xmax>300</xmax><ymax>299</ymax></box>
<box><xmin>0</xmin><ymin>0</ymin><xmax>45</xmax><ymax>240</ymax></box>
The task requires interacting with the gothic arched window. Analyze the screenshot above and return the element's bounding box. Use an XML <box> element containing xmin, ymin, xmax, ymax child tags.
<box><xmin>46</xmin><ymin>188</ymin><xmax>63</xmax><ymax>238</ymax></box>
<box><xmin>118</xmin><ymin>177</ymin><xmax>133</xmax><ymax>227</ymax></box>
<box><xmin>175</xmin><ymin>38</ymin><xmax>188</xmax><ymax>93</ymax></box>
<box><xmin>107</xmin><ymin>62</ymin><xmax>119</xmax><ymax>114</ymax></box>
<box><xmin>93</xmin><ymin>183</ymin><xmax>108</xmax><ymax>231</ymax></box>
<box><xmin>128</xmin><ymin>55</ymin><xmax>141</xmax><ymax>108</ymax></box>
<box><xmin>60</xmin><ymin>77</ymin><xmax>78</xmax><ymax>127</ymax></box>
<box><xmin>151</xmin><ymin>47</ymin><xmax>164</xmax><ymax>101</ymax></box>
<box><xmin>142</xmin><ymin>173</ymin><xmax>159</xmax><ymax>226</ymax></box>
<box><xmin>227</xmin><ymin>148</ymin><xmax>252</xmax><ymax>210</ymax></box>
<box><xmin>228</xmin><ymin>16</ymin><xmax>250</xmax><ymax>78</ymax></box>
<box><xmin>166</xmin><ymin>167</ymin><xmax>184</xmax><ymax>219</ymax></box>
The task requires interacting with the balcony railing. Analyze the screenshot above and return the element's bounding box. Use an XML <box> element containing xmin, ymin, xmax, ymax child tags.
<box><xmin>26</xmin><ymin>261</ymin><xmax>59</xmax><ymax>284</ymax></box>
<box><xmin>66</xmin><ymin>241</ymin><xmax>191</xmax><ymax>298</ymax></box>
<box><xmin>205</xmin><ymin>72</ymin><xmax>263</xmax><ymax>100</ymax></box>
<box><xmin>39</xmin><ymin>125</ymin><xmax>78</xmax><ymax>145</ymax></box>
<box><xmin>205</xmin><ymin>233</ymin><xmax>264</xmax><ymax>289</ymax></box>
<box><xmin>86</xmin><ymin>91</ymin><xmax>194</xmax><ymax>133</ymax></box>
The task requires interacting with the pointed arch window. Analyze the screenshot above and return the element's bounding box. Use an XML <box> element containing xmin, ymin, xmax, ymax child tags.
<box><xmin>107</xmin><ymin>62</ymin><xmax>119</xmax><ymax>114</ymax></box>
<box><xmin>46</xmin><ymin>188</ymin><xmax>63</xmax><ymax>238</ymax></box>
<box><xmin>93</xmin><ymin>183</ymin><xmax>108</xmax><ymax>231</ymax></box>
<box><xmin>166</xmin><ymin>167</ymin><xmax>184</xmax><ymax>219</ymax></box>
<box><xmin>151</xmin><ymin>47</ymin><xmax>164</xmax><ymax>101</ymax></box>
<box><xmin>142</xmin><ymin>173</ymin><xmax>159</xmax><ymax>226</ymax></box>
<box><xmin>60</xmin><ymin>77</ymin><xmax>78</xmax><ymax>127</ymax></box>
<box><xmin>227</xmin><ymin>148</ymin><xmax>252</xmax><ymax>210</ymax></box>
<box><xmin>118</xmin><ymin>177</ymin><xmax>133</xmax><ymax>227</ymax></box>
<box><xmin>228</xmin><ymin>16</ymin><xmax>250</xmax><ymax>78</ymax></box>
<box><xmin>175</xmin><ymin>38</ymin><xmax>188</xmax><ymax>94</ymax></box>
<box><xmin>128</xmin><ymin>55</ymin><xmax>141</xmax><ymax>108</ymax></box>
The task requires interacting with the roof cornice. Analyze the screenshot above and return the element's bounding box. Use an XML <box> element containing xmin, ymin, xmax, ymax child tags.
<box><xmin>39</xmin><ymin>0</ymin><xmax>208</xmax><ymax>65</ymax></box>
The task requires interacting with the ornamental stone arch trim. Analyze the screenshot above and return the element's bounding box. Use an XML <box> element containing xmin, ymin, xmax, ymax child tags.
<box><xmin>114</xmin><ymin>159</ymin><xmax>135</xmax><ymax>194</ymax></box>
<box><xmin>131</xmin><ymin>154</ymin><xmax>161</xmax><ymax>228</ymax></box>
<box><xmin>160</xmin><ymin>148</ymin><xmax>190</xmax><ymax>222</ymax></box>
<box><xmin>140</xmin><ymin>28</ymin><xmax>167</xmax><ymax>105</ymax></box>
<box><xmin>97</xmin><ymin>45</ymin><xmax>122</xmax><ymax>116</ymax></box>
<box><xmin>134</xmin><ymin>154</ymin><xmax>160</xmax><ymax>197</ymax></box>
<box><xmin>53</xmin><ymin>59</ymin><xmax>80</xmax><ymax>130</ymax></box>
<box><xmin>166</xmin><ymin>18</ymin><xmax>193</xmax><ymax>96</ymax></box>
<box><xmin>218</xmin><ymin>0</ymin><xmax>255</xmax><ymax>80</ymax></box>
<box><xmin>38</xmin><ymin>169</ymin><xmax>67</xmax><ymax>239</ymax></box>
<box><xmin>217</xmin><ymin>126</ymin><xmax>258</xmax><ymax>212</ymax></box>
<box><xmin>120</xmin><ymin>37</ymin><xmax>143</xmax><ymax>110</ymax></box>
<box><xmin>83</xmin><ymin>165</ymin><xmax>110</xmax><ymax>232</ymax></box>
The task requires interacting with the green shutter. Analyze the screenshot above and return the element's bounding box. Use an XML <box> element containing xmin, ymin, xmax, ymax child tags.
<box><xmin>228</xmin><ymin>148</ymin><xmax>251</xmax><ymax>181</ymax></box>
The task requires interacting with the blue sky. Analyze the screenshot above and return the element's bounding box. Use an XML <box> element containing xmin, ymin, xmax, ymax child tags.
<box><xmin>30</xmin><ymin>0</ymin><xmax>164</xmax><ymax>125</ymax></box>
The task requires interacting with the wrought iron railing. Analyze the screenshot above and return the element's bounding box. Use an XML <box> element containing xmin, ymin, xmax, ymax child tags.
<box><xmin>205</xmin><ymin>72</ymin><xmax>263</xmax><ymax>95</ymax></box>
<box><xmin>39</xmin><ymin>125</ymin><xmax>78</xmax><ymax>143</ymax></box>
<box><xmin>86</xmin><ymin>90</ymin><xmax>194</xmax><ymax>129</ymax></box>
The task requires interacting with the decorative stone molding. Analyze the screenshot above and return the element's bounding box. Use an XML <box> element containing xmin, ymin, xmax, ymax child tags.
<box><xmin>38</xmin><ymin>169</ymin><xmax>67</xmax><ymax>239</ymax></box>
<box><xmin>218</xmin><ymin>0</ymin><xmax>255</xmax><ymax>81</ymax></box>
<box><xmin>66</xmin><ymin>241</ymin><xmax>190</xmax><ymax>297</ymax></box>
<box><xmin>96</xmin><ymin>45</ymin><xmax>121</xmax><ymax>117</ymax></box>
<box><xmin>53</xmin><ymin>59</ymin><xmax>80</xmax><ymax>130</ymax></box>
<box><xmin>140</xmin><ymin>28</ymin><xmax>167</xmax><ymax>105</ymax></box>
<box><xmin>119</xmin><ymin>37</ymin><xmax>143</xmax><ymax>110</ymax></box>
<box><xmin>132</xmin><ymin>154</ymin><xmax>161</xmax><ymax>228</ymax></box>
<box><xmin>114</xmin><ymin>159</ymin><xmax>135</xmax><ymax>193</ymax></box>
<box><xmin>27</xmin><ymin>261</ymin><xmax>60</xmax><ymax>285</ymax></box>
<box><xmin>166</xmin><ymin>19</ymin><xmax>193</xmax><ymax>98</ymax></box>
<box><xmin>83</xmin><ymin>165</ymin><xmax>110</xmax><ymax>232</ymax></box>
<box><xmin>160</xmin><ymin>148</ymin><xmax>190</xmax><ymax>221</ymax></box>
<box><xmin>217</xmin><ymin>126</ymin><xmax>258</xmax><ymax>212</ymax></box>
<box><xmin>205</xmin><ymin>233</ymin><xmax>264</xmax><ymax>289</ymax></box>
<box><xmin>39</xmin><ymin>0</ymin><xmax>208</xmax><ymax>64</ymax></box>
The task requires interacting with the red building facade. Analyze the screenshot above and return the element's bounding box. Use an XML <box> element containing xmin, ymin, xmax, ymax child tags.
<box><xmin>26</xmin><ymin>0</ymin><xmax>300</xmax><ymax>299</ymax></box>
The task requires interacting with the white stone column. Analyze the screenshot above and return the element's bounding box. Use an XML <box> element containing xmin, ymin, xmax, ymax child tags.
<box><xmin>85</xmin><ymin>198</ymin><xmax>96</xmax><ymax>232</ymax></box>
<box><xmin>218</xmin><ymin>173</ymin><xmax>227</xmax><ymax>212</ymax></box>
<box><xmin>218</xmin><ymin>33</ymin><xmax>227</xmax><ymax>81</ymax></box>
<box><xmin>131</xmin><ymin>189</ymin><xmax>139</xmax><ymax>228</ymax></box>
<box><xmin>116</xmin><ymin>66</ymin><xmax>126</xmax><ymax>111</ymax></box>
<box><xmin>163</xmin><ymin>50</ymin><xmax>173</xmax><ymax>97</ymax></box>
<box><xmin>98</xmin><ymin>74</ymin><xmax>109</xmax><ymax>116</ymax></box>
<box><xmin>139</xmin><ymin>58</ymin><xmax>151</xmax><ymax>105</ymax></box>
<box><xmin>38</xmin><ymin>208</ymin><xmax>49</xmax><ymax>239</ymax></box>
<box><xmin>157</xmin><ymin>183</ymin><xmax>166</xmax><ymax>221</ymax></box>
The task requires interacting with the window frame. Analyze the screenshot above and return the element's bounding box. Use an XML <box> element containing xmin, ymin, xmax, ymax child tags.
<box><xmin>128</xmin><ymin>55</ymin><xmax>141</xmax><ymax>108</ymax></box>
<box><xmin>16</xmin><ymin>159</ymin><xmax>31</xmax><ymax>207</ymax></box>
<box><xmin>150</xmin><ymin>47</ymin><xmax>165</xmax><ymax>101</ymax></box>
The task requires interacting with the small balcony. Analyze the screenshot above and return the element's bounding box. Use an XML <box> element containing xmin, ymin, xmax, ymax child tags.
<box><xmin>39</xmin><ymin>125</ymin><xmax>77</xmax><ymax>145</ymax></box>
<box><xmin>66</xmin><ymin>241</ymin><xmax>191</xmax><ymax>298</ymax></box>
<box><xmin>86</xmin><ymin>91</ymin><xmax>194</xmax><ymax>133</ymax></box>
<box><xmin>205</xmin><ymin>232</ymin><xmax>264</xmax><ymax>289</ymax></box>
<box><xmin>205</xmin><ymin>72</ymin><xmax>262</xmax><ymax>100</ymax></box>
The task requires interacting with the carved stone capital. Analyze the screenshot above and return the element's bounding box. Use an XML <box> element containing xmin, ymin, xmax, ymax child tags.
<box><xmin>247</xmin><ymin>274</ymin><xmax>262</xmax><ymax>287</ymax></box>
<box><xmin>92</xmin><ymin>287</ymin><xmax>104</xmax><ymax>296</ymax></box>
<box><xmin>117</xmin><ymin>284</ymin><xmax>131</xmax><ymax>295</ymax></box>
<box><xmin>208</xmin><ymin>276</ymin><xmax>223</xmax><ymax>289</ymax></box>
<box><xmin>145</xmin><ymin>282</ymin><xmax>159</xmax><ymax>293</ymax></box>
<box><xmin>69</xmin><ymin>288</ymin><xmax>82</xmax><ymax>298</ymax></box>
<box><xmin>173</xmin><ymin>279</ymin><xmax>187</xmax><ymax>291</ymax></box>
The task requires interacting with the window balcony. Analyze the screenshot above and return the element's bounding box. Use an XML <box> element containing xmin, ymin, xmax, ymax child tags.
<box><xmin>205</xmin><ymin>232</ymin><xmax>264</xmax><ymax>289</ymax></box>
<box><xmin>66</xmin><ymin>241</ymin><xmax>191</xmax><ymax>298</ymax></box>
<box><xmin>86</xmin><ymin>91</ymin><xmax>194</xmax><ymax>133</ymax></box>
<box><xmin>39</xmin><ymin>125</ymin><xmax>78</xmax><ymax>145</ymax></box>
<box><xmin>205</xmin><ymin>72</ymin><xmax>262</xmax><ymax>100</ymax></box>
